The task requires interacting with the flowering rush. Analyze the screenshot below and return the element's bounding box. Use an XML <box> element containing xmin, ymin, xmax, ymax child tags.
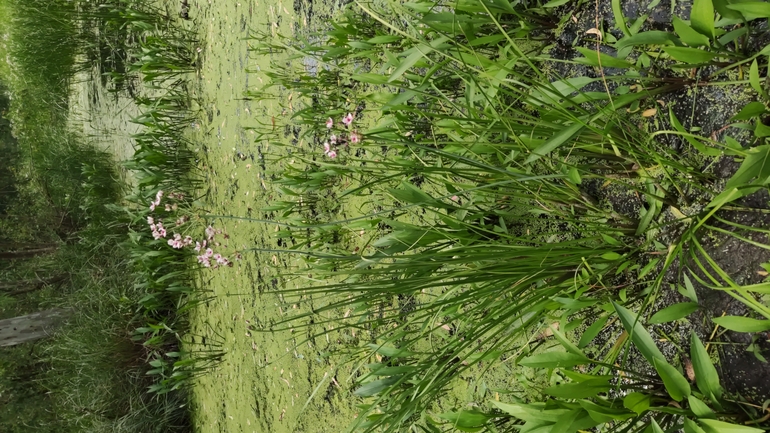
<box><xmin>149</xmin><ymin>190</ymin><xmax>164</xmax><ymax>211</ymax></box>
<box><xmin>342</xmin><ymin>112</ymin><xmax>354</xmax><ymax>126</ymax></box>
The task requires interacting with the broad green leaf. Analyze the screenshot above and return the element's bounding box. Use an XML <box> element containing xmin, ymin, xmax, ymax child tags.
<box><xmin>731</xmin><ymin>101</ymin><xmax>767</xmax><ymax>121</ymax></box>
<box><xmin>691</xmin><ymin>0</ymin><xmax>716</xmax><ymax>38</ymax></box>
<box><xmin>519</xmin><ymin>352</ymin><xmax>592</xmax><ymax>368</ymax></box>
<box><xmin>726</xmin><ymin>2</ymin><xmax>770</xmax><ymax>21</ymax></box>
<box><xmin>699</xmin><ymin>418</ymin><xmax>765</xmax><ymax>433</ymax></box>
<box><xmin>749</xmin><ymin>60</ymin><xmax>769</xmax><ymax>100</ymax></box>
<box><xmin>714</xmin><ymin>0</ymin><xmax>744</xmax><ymax>20</ymax></box>
<box><xmin>654</xmin><ymin>357</ymin><xmax>691</xmax><ymax>401</ymax></box>
<box><xmin>724</xmin><ymin>144</ymin><xmax>770</xmax><ymax>189</ymax></box>
<box><xmin>437</xmin><ymin>409</ymin><xmax>491</xmax><ymax>430</ymax></box>
<box><xmin>673</xmin><ymin>17</ymin><xmax>711</xmax><ymax>47</ymax></box>
<box><xmin>755</xmin><ymin>122</ymin><xmax>770</xmax><ymax>138</ymax></box>
<box><xmin>367</xmin><ymin>35</ymin><xmax>401</xmax><ymax>44</ymax></box>
<box><xmin>575</xmin><ymin>47</ymin><xmax>635</xmax><ymax>69</ymax></box>
<box><xmin>682</xmin><ymin>273</ymin><xmax>699</xmax><ymax>302</ymax></box>
<box><xmin>545</xmin><ymin>379</ymin><xmax>611</xmax><ymax>399</ymax></box>
<box><xmin>489</xmin><ymin>401</ymin><xmax>571</xmax><ymax>422</ymax></box>
<box><xmin>663</xmin><ymin>46</ymin><xmax>718</xmax><ymax>63</ymax></box>
<box><xmin>578</xmin><ymin>400</ymin><xmax>635</xmax><ymax>423</ymax></box>
<box><xmin>713</xmin><ymin>315</ymin><xmax>770</xmax><ymax>332</ymax></box>
<box><xmin>688</xmin><ymin>395</ymin><xmax>715</xmax><ymax>418</ymax></box>
<box><xmin>650</xmin><ymin>419</ymin><xmax>665</xmax><ymax>433</ymax></box>
<box><xmin>691</xmin><ymin>333</ymin><xmax>723</xmax><ymax>400</ymax></box>
<box><xmin>623</xmin><ymin>392</ymin><xmax>652</xmax><ymax>414</ymax></box>
<box><xmin>354</xmin><ymin>375</ymin><xmax>401</xmax><ymax>396</ymax></box>
<box><xmin>615</xmin><ymin>31</ymin><xmax>681</xmax><ymax>49</ymax></box>
<box><xmin>648</xmin><ymin>302</ymin><xmax>699</xmax><ymax>324</ymax></box>
<box><xmin>612</xmin><ymin>302</ymin><xmax>666</xmax><ymax>365</ymax></box>
<box><xmin>684</xmin><ymin>418</ymin><xmax>708</xmax><ymax>433</ymax></box>
<box><xmin>579</xmin><ymin>315</ymin><xmax>609</xmax><ymax>348</ymax></box>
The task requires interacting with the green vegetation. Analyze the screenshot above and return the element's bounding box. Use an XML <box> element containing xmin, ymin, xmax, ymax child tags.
<box><xmin>228</xmin><ymin>0</ymin><xmax>770</xmax><ymax>431</ymax></box>
<box><xmin>0</xmin><ymin>0</ymin><xmax>202</xmax><ymax>431</ymax></box>
<box><xmin>5</xmin><ymin>0</ymin><xmax>770</xmax><ymax>432</ymax></box>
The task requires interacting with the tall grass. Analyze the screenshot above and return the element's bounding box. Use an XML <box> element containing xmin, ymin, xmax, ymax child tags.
<box><xmin>1</xmin><ymin>0</ymin><xmax>207</xmax><ymax>431</ymax></box>
<box><xmin>243</xmin><ymin>0</ymin><xmax>770</xmax><ymax>431</ymax></box>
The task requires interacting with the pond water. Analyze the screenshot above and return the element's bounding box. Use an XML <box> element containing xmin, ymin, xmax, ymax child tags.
<box><xmin>176</xmin><ymin>0</ymin><xmax>364</xmax><ymax>431</ymax></box>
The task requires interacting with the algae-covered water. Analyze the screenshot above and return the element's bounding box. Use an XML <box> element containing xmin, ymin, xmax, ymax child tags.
<box><xmin>179</xmin><ymin>0</ymin><xmax>365</xmax><ymax>431</ymax></box>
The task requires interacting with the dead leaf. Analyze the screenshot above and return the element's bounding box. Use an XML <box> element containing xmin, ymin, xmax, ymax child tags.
<box><xmin>642</xmin><ymin>108</ymin><xmax>657</xmax><ymax>117</ymax></box>
<box><xmin>586</xmin><ymin>28</ymin><xmax>602</xmax><ymax>40</ymax></box>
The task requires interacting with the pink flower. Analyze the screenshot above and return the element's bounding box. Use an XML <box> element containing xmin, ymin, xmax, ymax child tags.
<box><xmin>217</xmin><ymin>255</ymin><xmax>229</xmax><ymax>266</ymax></box>
<box><xmin>326</xmin><ymin>117</ymin><xmax>333</xmax><ymax>128</ymax></box>
<box><xmin>330</xmin><ymin>134</ymin><xmax>337</xmax><ymax>144</ymax></box>
<box><xmin>326</xmin><ymin>150</ymin><xmax>337</xmax><ymax>158</ymax></box>
<box><xmin>323</xmin><ymin>141</ymin><xmax>331</xmax><ymax>153</ymax></box>
<box><xmin>156</xmin><ymin>190</ymin><xmax>164</xmax><ymax>202</ymax></box>
<box><xmin>205</xmin><ymin>248</ymin><xmax>214</xmax><ymax>258</ymax></box>
<box><xmin>451</xmin><ymin>195</ymin><xmax>459</xmax><ymax>202</ymax></box>
<box><xmin>149</xmin><ymin>203</ymin><xmax>156</xmax><ymax>211</ymax></box>
<box><xmin>205</xmin><ymin>225</ymin><xmax>216</xmax><ymax>240</ymax></box>
<box><xmin>342</xmin><ymin>112</ymin><xmax>353</xmax><ymax>126</ymax></box>
<box><xmin>183</xmin><ymin>236</ymin><xmax>193</xmax><ymax>246</ymax></box>
<box><xmin>147</xmin><ymin>216</ymin><xmax>154</xmax><ymax>225</ymax></box>
<box><xmin>350</xmin><ymin>131</ymin><xmax>361</xmax><ymax>144</ymax></box>
<box><xmin>197</xmin><ymin>255</ymin><xmax>211</xmax><ymax>267</ymax></box>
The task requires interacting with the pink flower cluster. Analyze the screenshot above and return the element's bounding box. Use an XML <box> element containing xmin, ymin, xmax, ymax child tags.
<box><xmin>323</xmin><ymin>113</ymin><xmax>362</xmax><ymax>158</ymax></box>
<box><xmin>147</xmin><ymin>190</ymin><xmax>234</xmax><ymax>269</ymax></box>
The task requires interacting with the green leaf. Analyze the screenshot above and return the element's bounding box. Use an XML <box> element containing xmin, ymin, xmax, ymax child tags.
<box><xmin>650</xmin><ymin>419</ymin><xmax>665</xmax><ymax>433</ymax></box>
<box><xmin>648</xmin><ymin>302</ymin><xmax>699</xmax><ymax>324</ymax></box>
<box><xmin>519</xmin><ymin>352</ymin><xmax>592</xmax><ymax>368</ymax></box>
<box><xmin>699</xmin><ymin>418</ymin><xmax>765</xmax><ymax>433</ymax></box>
<box><xmin>612</xmin><ymin>0</ymin><xmax>632</xmax><ymax>37</ymax></box>
<box><xmin>663</xmin><ymin>46</ymin><xmax>718</xmax><ymax>63</ymax></box>
<box><xmin>437</xmin><ymin>409</ymin><xmax>491</xmax><ymax>430</ymax></box>
<box><xmin>682</xmin><ymin>273</ymin><xmax>699</xmax><ymax>302</ymax></box>
<box><xmin>654</xmin><ymin>357</ymin><xmax>692</xmax><ymax>401</ymax></box>
<box><xmin>368</xmin><ymin>343</ymin><xmax>415</xmax><ymax>358</ymax></box>
<box><xmin>669</xmin><ymin>108</ymin><xmax>722</xmax><ymax>156</ymax></box>
<box><xmin>615</xmin><ymin>31</ymin><xmax>681</xmax><ymax>50</ymax></box>
<box><xmin>545</xmin><ymin>379</ymin><xmax>611</xmax><ymax>399</ymax></box>
<box><xmin>749</xmin><ymin>60</ymin><xmax>769</xmax><ymax>100</ymax></box>
<box><xmin>685</xmin><ymin>418</ymin><xmax>708</xmax><ymax>433</ymax></box>
<box><xmin>579</xmin><ymin>315</ymin><xmax>609</xmax><ymax>348</ymax></box>
<box><xmin>691</xmin><ymin>0</ymin><xmax>716</xmax><ymax>38</ymax></box>
<box><xmin>623</xmin><ymin>392</ymin><xmax>652</xmax><ymax>414</ymax></box>
<box><xmin>613</xmin><ymin>302</ymin><xmax>666</xmax><ymax>365</ymax></box>
<box><xmin>673</xmin><ymin>17</ymin><xmax>711</xmax><ymax>47</ymax></box>
<box><xmin>525</xmin><ymin>121</ymin><xmax>584</xmax><ymax>164</ymax></box>
<box><xmin>726</xmin><ymin>2</ymin><xmax>770</xmax><ymax>21</ymax></box>
<box><xmin>688</xmin><ymin>395</ymin><xmax>715</xmax><ymax>418</ymax></box>
<box><xmin>724</xmin><ymin>145</ymin><xmax>770</xmax><ymax>189</ymax></box>
<box><xmin>755</xmin><ymin>122</ymin><xmax>770</xmax><ymax>138</ymax></box>
<box><xmin>713</xmin><ymin>315</ymin><xmax>770</xmax><ymax>332</ymax></box>
<box><xmin>575</xmin><ymin>47</ymin><xmax>635</xmax><ymax>69</ymax></box>
<box><xmin>714</xmin><ymin>0</ymin><xmax>744</xmax><ymax>20</ymax></box>
<box><xmin>731</xmin><ymin>101</ymin><xmax>767</xmax><ymax>121</ymax></box>
<box><xmin>354</xmin><ymin>375</ymin><xmax>401</xmax><ymax>396</ymax></box>
<box><xmin>489</xmin><ymin>401</ymin><xmax>571</xmax><ymax>422</ymax></box>
<box><xmin>690</xmin><ymin>333</ymin><xmax>723</xmax><ymax>400</ymax></box>
<box><xmin>578</xmin><ymin>400</ymin><xmax>635</xmax><ymax>423</ymax></box>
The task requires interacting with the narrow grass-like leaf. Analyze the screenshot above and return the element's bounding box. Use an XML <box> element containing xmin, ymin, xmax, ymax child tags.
<box><xmin>519</xmin><ymin>352</ymin><xmax>592</xmax><ymax>368</ymax></box>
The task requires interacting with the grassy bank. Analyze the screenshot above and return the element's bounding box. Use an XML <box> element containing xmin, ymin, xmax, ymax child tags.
<box><xmin>0</xmin><ymin>0</ymin><xmax>204</xmax><ymax>431</ymax></box>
